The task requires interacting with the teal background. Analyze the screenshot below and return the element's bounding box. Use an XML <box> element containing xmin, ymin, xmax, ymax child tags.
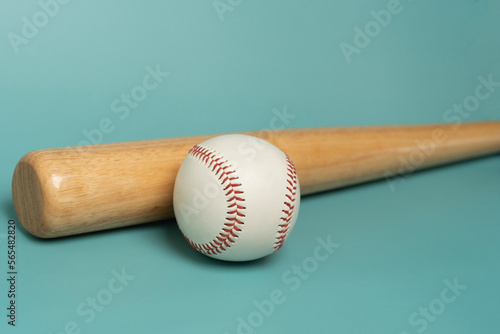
<box><xmin>1</xmin><ymin>0</ymin><xmax>499</xmax><ymax>333</ymax></box>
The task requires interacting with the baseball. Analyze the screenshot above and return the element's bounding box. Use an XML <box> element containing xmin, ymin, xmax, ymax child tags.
<box><xmin>173</xmin><ymin>134</ymin><xmax>300</xmax><ymax>261</ymax></box>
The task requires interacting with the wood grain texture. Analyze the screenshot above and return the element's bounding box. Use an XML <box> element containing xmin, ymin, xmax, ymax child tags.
<box><xmin>12</xmin><ymin>121</ymin><xmax>500</xmax><ymax>238</ymax></box>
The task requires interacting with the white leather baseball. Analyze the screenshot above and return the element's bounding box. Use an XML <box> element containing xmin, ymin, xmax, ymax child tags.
<box><xmin>173</xmin><ymin>134</ymin><xmax>300</xmax><ymax>261</ymax></box>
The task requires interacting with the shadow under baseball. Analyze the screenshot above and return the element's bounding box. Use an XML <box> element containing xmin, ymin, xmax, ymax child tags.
<box><xmin>161</xmin><ymin>218</ymin><xmax>280</xmax><ymax>268</ymax></box>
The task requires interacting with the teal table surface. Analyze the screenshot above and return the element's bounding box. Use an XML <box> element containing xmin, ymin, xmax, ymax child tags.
<box><xmin>1</xmin><ymin>1</ymin><xmax>499</xmax><ymax>333</ymax></box>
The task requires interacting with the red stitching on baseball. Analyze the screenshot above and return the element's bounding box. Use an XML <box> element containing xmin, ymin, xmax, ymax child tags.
<box><xmin>273</xmin><ymin>155</ymin><xmax>298</xmax><ymax>250</ymax></box>
<box><xmin>182</xmin><ymin>145</ymin><xmax>246</xmax><ymax>256</ymax></box>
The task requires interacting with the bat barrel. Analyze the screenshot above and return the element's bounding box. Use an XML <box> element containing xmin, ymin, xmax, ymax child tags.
<box><xmin>12</xmin><ymin>135</ymin><xmax>213</xmax><ymax>238</ymax></box>
<box><xmin>12</xmin><ymin>121</ymin><xmax>500</xmax><ymax>238</ymax></box>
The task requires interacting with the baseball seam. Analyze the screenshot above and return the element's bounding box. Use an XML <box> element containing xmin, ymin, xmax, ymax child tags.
<box><xmin>182</xmin><ymin>145</ymin><xmax>246</xmax><ymax>256</ymax></box>
<box><xmin>273</xmin><ymin>155</ymin><xmax>298</xmax><ymax>250</ymax></box>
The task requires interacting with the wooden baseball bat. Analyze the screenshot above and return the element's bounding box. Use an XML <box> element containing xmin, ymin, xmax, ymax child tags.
<box><xmin>12</xmin><ymin>121</ymin><xmax>500</xmax><ymax>238</ymax></box>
